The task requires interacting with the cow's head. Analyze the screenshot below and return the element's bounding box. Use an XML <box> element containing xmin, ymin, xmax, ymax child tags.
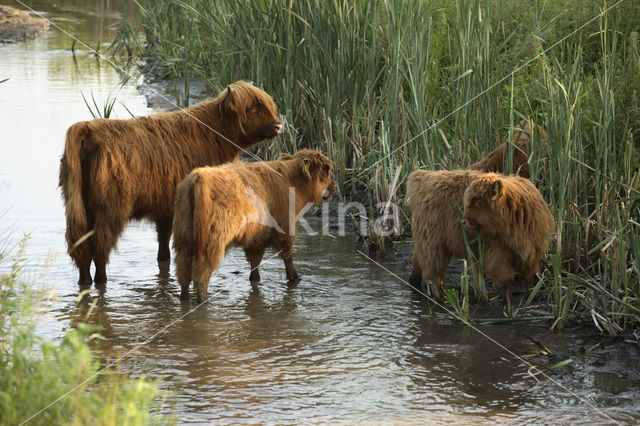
<box><xmin>462</xmin><ymin>173</ymin><xmax>503</xmax><ymax>234</ymax></box>
<box><xmin>218</xmin><ymin>81</ymin><xmax>282</xmax><ymax>144</ymax></box>
<box><xmin>280</xmin><ymin>149</ymin><xmax>336</xmax><ymax>203</ymax></box>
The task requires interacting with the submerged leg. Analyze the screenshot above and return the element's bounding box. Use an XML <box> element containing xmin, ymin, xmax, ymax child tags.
<box><xmin>91</xmin><ymin>210</ymin><xmax>127</xmax><ymax>284</ymax></box>
<box><xmin>156</xmin><ymin>218</ymin><xmax>172</xmax><ymax>262</ymax></box>
<box><xmin>175</xmin><ymin>249</ymin><xmax>193</xmax><ymax>299</ymax></box>
<box><xmin>245</xmin><ymin>248</ymin><xmax>265</xmax><ymax>283</ymax></box>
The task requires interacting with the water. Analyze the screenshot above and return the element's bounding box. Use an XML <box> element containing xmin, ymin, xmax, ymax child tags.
<box><xmin>1</xmin><ymin>1</ymin><xmax>639</xmax><ymax>424</ymax></box>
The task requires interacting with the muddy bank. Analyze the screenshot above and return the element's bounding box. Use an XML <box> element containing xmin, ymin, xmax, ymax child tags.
<box><xmin>0</xmin><ymin>5</ymin><xmax>49</xmax><ymax>44</ymax></box>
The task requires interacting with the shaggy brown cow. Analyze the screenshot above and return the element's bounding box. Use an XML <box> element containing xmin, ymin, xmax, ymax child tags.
<box><xmin>407</xmin><ymin>169</ymin><xmax>553</xmax><ymax>303</ymax></box>
<box><xmin>469</xmin><ymin>118</ymin><xmax>548</xmax><ymax>178</ymax></box>
<box><xmin>59</xmin><ymin>81</ymin><xmax>282</xmax><ymax>286</ymax></box>
<box><xmin>462</xmin><ymin>173</ymin><xmax>554</xmax><ymax>303</ymax></box>
<box><xmin>172</xmin><ymin>149</ymin><xmax>335</xmax><ymax>302</ymax></box>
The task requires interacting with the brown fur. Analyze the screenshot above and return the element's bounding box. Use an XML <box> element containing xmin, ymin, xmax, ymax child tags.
<box><xmin>408</xmin><ymin>169</ymin><xmax>483</xmax><ymax>299</ymax></box>
<box><xmin>461</xmin><ymin>173</ymin><xmax>554</xmax><ymax>302</ymax></box>
<box><xmin>468</xmin><ymin>118</ymin><xmax>548</xmax><ymax>178</ymax></box>
<box><xmin>59</xmin><ymin>81</ymin><xmax>282</xmax><ymax>286</ymax></box>
<box><xmin>172</xmin><ymin>149</ymin><xmax>335</xmax><ymax>302</ymax></box>
<box><xmin>407</xmin><ymin>169</ymin><xmax>554</xmax><ymax>303</ymax></box>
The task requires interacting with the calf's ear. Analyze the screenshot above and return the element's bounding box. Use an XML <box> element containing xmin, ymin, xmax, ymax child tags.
<box><xmin>302</xmin><ymin>158</ymin><xmax>311</xmax><ymax>178</ymax></box>
<box><xmin>223</xmin><ymin>85</ymin><xmax>236</xmax><ymax>112</ymax></box>
<box><xmin>490</xmin><ymin>180</ymin><xmax>503</xmax><ymax>200</ymax></box>
<box><xmin>278</xmin><ymin>153</ymin><xmax>293</xmax><ymax>160</ymax></box>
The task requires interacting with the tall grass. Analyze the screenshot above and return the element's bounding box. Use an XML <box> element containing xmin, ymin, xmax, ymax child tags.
<box><xmin>111</xmin><ymin>0</ymin><xmax>640</xmax><ymax>331</ymax></box>
<box><xmin>0</xmin><ymin>237</ymin><xmax>171</xmax><ymax>424</ymax></box>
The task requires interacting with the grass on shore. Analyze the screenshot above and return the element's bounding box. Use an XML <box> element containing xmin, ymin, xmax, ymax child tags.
<box><xmin>109</xmin><ymin>0</ymin><xmax>640</xmax><ymax>332</ymax></box>
<box><xmin>0</xmin><ymin>237</ymin><xmax>171</xmax><ymax>425</ymax></box>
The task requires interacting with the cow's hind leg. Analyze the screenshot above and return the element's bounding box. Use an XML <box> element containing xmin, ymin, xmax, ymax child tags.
<box><xmin>420</xmin><ymin>249</ymin><xmax>449</xmax><ymax>301</ymax></box>
<box><xmin>245</xmin><ymin>248</ymin><xmax>265</xmax><ymax>283</ymax></box>
<box><xmin>175</xmin><ymin>248</ymin><xmax>193</xmax><ymax>299</ymax></box>
<box><xmin>408</xmin><ymin>264</ymin><xmax>422</xmax><ymax>288</ymax></box>
<box><xmin>71</xmin><ymin>244</ymin><xmax>92</xmax><ymax>286</ymax></box>
<box><xmin>91</xmin><ymin>210</ymin><xmax>127</xmax><ymax>284</ymax></box>
<box><xmin>156</xmin><ymin>217</ymin><xmax>172</xmax><ymax>262</ymax></box>
<box><xmin>193</xmin><ymin>247</ymin><xmax>224</xmax><ymax>303</ymax></box>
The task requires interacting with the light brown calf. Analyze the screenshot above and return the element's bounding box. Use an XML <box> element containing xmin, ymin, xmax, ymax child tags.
<box><xmin>172</xmin><ymin>149</ymin><xmax>335</xmax><ymax>302</ymax></box>
<box><xmin>59</xmin><ymin>81</ymin><xmax>281</xmax><ymax>286</ymax></box>
<box><xmin>462</xmin><ymin>173</ymin><xmax>554</xmax><ymax>303</ymax></box>
<box><xmin>408</xmin><ymin>169</ymin><xmax>553</xmax><ymax>303</ymax></box>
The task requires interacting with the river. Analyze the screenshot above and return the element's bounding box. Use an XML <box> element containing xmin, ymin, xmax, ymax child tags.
<box><xmin>0</xmin><ymin>1</ymin><xmax>638</xmax><ymax>424</ymax></box>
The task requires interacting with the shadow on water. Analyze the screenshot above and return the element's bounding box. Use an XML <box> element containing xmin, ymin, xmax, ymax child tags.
<box><xmin>1</xmin><ymin>1</ymin><xmax>639</xmax><ymax>423</ymax></box>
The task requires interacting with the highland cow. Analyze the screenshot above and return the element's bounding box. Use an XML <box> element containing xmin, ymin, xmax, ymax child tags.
<box><xmin>461</xmin><ymin>173</ymin><xmax>554</xmax><ymax>303</ymax></box>
<box><xmin>407</xmin><ymin>169</ymin><xmax>553</xmax><ymax>303</ymax></box>
<box><xmin>172</xmin><ymin>149</ymin><xmax>335</xmax><ymax>302</ymax></box>
<box><xmin>469</xmin><ymin>118</ymin><xmax>548</xmax><ymax>178</ymax></box>
<box><xmin>59</xmin><ymin>81</ymin><xmax>282</xmax><ymax>286</ymax></box>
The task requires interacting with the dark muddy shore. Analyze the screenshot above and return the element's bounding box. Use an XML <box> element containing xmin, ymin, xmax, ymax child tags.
<box><xmin>0</xmin><ymin>5</ymin><xmax>48</xmax><ymax>44</ymax></box>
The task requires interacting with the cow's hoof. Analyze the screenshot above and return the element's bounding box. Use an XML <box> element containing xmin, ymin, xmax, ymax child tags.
<box><xmin>78</xmin><ymin>278</ymin><xmax>93</xmax><ymax>287</ymax></box>
<box><xmin>287</xmin><ymin>274</ymin><xmax>301</xmax><ymax>284</ymax></box>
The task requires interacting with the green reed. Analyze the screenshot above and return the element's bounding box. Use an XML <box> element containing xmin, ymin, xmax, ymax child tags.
<box><xmin>111</xmin><ymin>0</ymin><xmax>640</xmax><ymax>331</ymax></box>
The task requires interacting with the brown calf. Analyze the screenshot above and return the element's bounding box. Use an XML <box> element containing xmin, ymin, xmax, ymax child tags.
<box><xmin>469</xmin><ymin>118</ymin><xmax>548</xmax><ymax>178</ymax></box>
<box><xmin>408</xmin><ymin>169</ymin><xmax>553</xmax><ymax>303</ymax></box>
<box><xmin>462</xmin><ymin>173</ymin><xmax>554</xmax><ymax>303</ymax></box>
<box><xmin>59</xmin><ymin>81</ymin><xmax>282</xmax><ymax>286</ymax></box>
<box><xmin>172</xmin><ymin>149</ymin><xmax>335</xmax><ymax>302</ymax></box>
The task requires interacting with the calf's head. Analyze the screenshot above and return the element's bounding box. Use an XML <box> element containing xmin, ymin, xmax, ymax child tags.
<box><xmin>462</xmin><ymin>173</ymin><xmax>504</xmax><ymax>235</ymax></box>
<box><xmin>280</xmin><ymin>149</ymin><xmax>336</xmax><ymax>203</ymax></box>
<box><xmin>219</xmin><ymin>81</ymin><xmax>282</xmax><ymax>143</ymax></box>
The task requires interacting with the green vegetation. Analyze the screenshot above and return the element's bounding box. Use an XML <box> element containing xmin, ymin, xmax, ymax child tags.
<box><xmin>0</xmin><ymin>237</ymin><xmax>170</xmax><ymax>425</ymax></box>
<box><xmin>111</xmin><ymin>0</ymin><xmax>640</xmax><ymax>331</ymax></box>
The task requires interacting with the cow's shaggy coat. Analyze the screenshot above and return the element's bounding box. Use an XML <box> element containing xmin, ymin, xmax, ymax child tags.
<box><xmin>59</xmin><ymin>81</ymin><xmax>282</xmax><ymax>285</ymax></box>
<box><xmin>408</xmin><ymin>169</ymin><xmax>482</xmax><ymax>299</ymax></box>
<box><xmin>462</xmin><ymin>173</ymin><xmax>554</xmax><ymax>302</ymax></box>
<box><xmin>172</xmin><ymin>149</ymin><xmax>335</xmax><ymax>302</ymax></box>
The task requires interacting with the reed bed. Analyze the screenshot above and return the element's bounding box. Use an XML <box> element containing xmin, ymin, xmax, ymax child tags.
<box><xmin>111</xmin><ymin>0</ymin><xmax>640</xmax><ymax>331</ymax></box>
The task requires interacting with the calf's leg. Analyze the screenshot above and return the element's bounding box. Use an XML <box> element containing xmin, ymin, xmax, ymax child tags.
<box><xmin>485</xmin><ymin>248</ymin><xmax>516</xmax><ymax>304</ymax></box>
<box><xmin>175</xmin><ymin>248</ymin><xmax>193</xmax><ymax>299</ymax></box>
<box><xmin>245</xmin><ymin>248</ymin><xmax>265</xmax><ymax>283</ymax></box>
<box><xmin>193</xmin><ymin>246</ymin><xmax>225</xmax><ymax>303</ymax></box>
<box><xmin>408</xmin><ymin>264</ymin><xmax>422</xmax><ymax>287</ymax></box>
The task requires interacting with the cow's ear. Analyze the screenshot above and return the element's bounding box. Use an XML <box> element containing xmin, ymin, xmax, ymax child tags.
<box><xmin>302</xmin><ymin>158</ymin><xmax>311</xmax><ymax>178</ymax></box>
<box><xmin>223</xmin><ymin>85</ymin><xmax>236</xmax><ymax>112</ymax></box>
<box><xmin>490</xmin><ymin>180</ymin><xmax>503</xmax><ymax>200</ymax></box>
<box><xmin>278</xmin><ymin>153</ymin><xmax>293</xmax><ymax>161</ymax></box>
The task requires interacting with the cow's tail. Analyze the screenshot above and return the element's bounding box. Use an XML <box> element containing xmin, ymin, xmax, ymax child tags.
<box><xmin>191</xmin><ymin>172</ymin><xmax>212</xmax><ymax>264</ymax></box>
<box><xmin>59</xmin><ymin>122</ymin><xmax>91</xmax><ymax>257</ymax></box>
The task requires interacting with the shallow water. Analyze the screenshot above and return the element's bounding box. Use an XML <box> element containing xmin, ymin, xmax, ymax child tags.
<box><xmin>1</xmin><ymin>1</ymin><xmax>639</xmax><ymax>424</ymax></box>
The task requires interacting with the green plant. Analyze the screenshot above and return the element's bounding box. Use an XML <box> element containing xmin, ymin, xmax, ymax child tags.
<box><xmin>0</xmin><ymin>236</ymin><xmax>171</xmax><ymax>425</ymax></box>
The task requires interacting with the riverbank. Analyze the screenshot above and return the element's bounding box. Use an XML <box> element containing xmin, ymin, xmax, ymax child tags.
<box><xmin>0</xmin><ymin>5</ymin><xmax>48</xmax><ymax>44</ymax></box>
